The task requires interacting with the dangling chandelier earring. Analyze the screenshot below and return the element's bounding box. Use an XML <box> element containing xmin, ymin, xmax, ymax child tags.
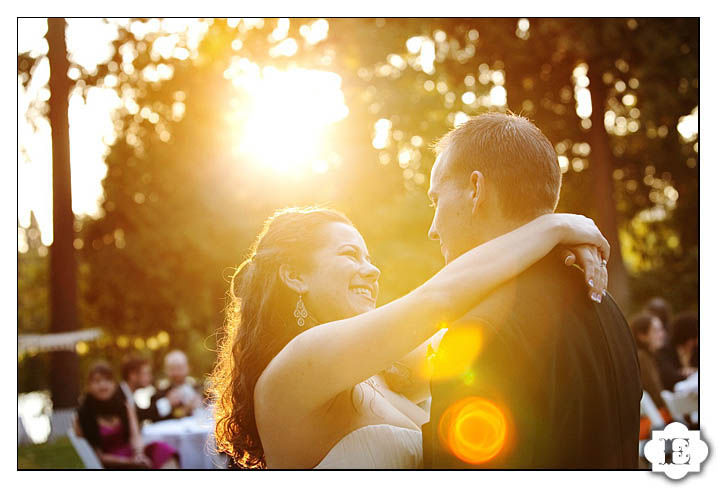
<box><xmin>294</xmin><ymin>295</ymin><xmax>309</xmax><ymax>327</ymax></box>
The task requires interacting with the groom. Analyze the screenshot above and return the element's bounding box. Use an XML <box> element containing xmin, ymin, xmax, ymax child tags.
<box><xmin>422</xmin><ymin>113</ymin><xmax>642</xmax><ymax>468</ymax></box>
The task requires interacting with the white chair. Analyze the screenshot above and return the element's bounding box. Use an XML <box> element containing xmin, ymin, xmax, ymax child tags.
<box><xmin>67</xmin><ymin>428</ymin><xmax>103</xmax><ymax>469</ymax></box>
<box><xmin>18</xmin><ymin>417</ymin><xmax>32</xmax><ymax>446</ymax></box>
<box><xmin>48</xmin><ymin>408</ymin><xmax>77</xmax><ymax>442</ymax></box>
<box><xmin>639</xmin><ymin>391</ymin><xmax>665</xmax><ymax>461</ymax></box>
<box><xmin>640</xmin><ymin>391</ymin><xmax>665</xmax><ymax>430</ymax></box>
<box><xmin>660</xmin><ymin>389</ymin><xmax>698</xmax><ymax>424</ymax></box>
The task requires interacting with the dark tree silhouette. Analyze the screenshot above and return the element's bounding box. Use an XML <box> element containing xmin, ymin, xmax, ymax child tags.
<box><xmin>46</xmin><ymin>18</ymin><xmax>80</xmax><ymax>408</ymax></box>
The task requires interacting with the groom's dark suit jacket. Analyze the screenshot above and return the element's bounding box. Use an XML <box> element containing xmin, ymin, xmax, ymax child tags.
<box><xmin>423</xmin><ymin>256</ymin><xmax>642</xmax><ymax>469</ymax></box>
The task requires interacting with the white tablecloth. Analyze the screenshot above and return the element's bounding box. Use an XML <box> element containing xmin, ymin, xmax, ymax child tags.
<box><xmin>141</xmin><ymin>408</ymin><xmax>227</xmax><ymax>469</ymax></box>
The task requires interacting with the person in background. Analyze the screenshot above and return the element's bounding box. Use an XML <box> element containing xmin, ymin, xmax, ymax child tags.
<box><xmin>630</xmin><ymin>313</ymin><xmax>668</xmax><ymax>410</ymax></box>
<box><xmin>644</xmin><ymin>297</ymin><xmax>672</xmax><ymax>334</ymax></box>
<box><xmin>76</xmin><ymin>361</ymin><xmax>179</xmax><ymax>469</ymax></box>
<box><xmin>667</xmin><ymin>312</ymin><xmax>698</xmax><ymax>428</ymax></box>
<box><xmin>670</xmin><ymin>312</ymin><xmax>698</xmax><ymax>377</ymax></box>
<box><xmin>120</xmin><ymin>355</ymin><xmax>182</xmax><ymax>423</ymax></box>
<box><xmin>152</xmin><ymin>350</ymin><xmax>202</xmax><ymax>419</ymax></box>
<box><xmin>644</xmin><ymin>297</ymin><xmax>682</xmax><ymax>389</ymax></box>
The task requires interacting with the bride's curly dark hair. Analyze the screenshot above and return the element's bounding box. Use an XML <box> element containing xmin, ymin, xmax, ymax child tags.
<box><xmin>210</xmin><ymin>206</ymin><xmax>353</xmax><ymax>469</ymax></box>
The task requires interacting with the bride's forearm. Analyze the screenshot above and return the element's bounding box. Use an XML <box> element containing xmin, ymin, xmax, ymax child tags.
<box><xmin>381</xmin><ymin>329</ymin><xmax>447</xmax><ymax>403</ymax></box>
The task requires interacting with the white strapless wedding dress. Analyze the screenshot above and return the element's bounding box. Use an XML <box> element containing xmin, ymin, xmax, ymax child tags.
<box><xmin>314</xmin><ymin>424</ymin><xmax>422</xmax><ymax>469</ymax></box>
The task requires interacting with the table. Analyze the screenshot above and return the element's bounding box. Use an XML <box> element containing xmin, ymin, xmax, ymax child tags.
<box><xmin>141</xmin><ymin>407</ymin><xmax>227</xmax><ymax>469</ymax></box>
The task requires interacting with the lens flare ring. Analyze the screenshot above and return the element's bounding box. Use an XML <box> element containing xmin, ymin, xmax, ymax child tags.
<box><xmin>438</xmin><ymin>396</ymin><xmax>508</xmax><ymax>465</ymax></box>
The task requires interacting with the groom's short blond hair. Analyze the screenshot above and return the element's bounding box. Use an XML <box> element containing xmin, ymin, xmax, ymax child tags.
<box><xmin>433</xmin><ymin>112</ymin><xmax>562</xmax><ymax>221</ymax></box>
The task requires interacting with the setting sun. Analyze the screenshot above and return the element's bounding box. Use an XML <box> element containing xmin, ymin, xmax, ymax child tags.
<box><xmin>227</xmin><ymin>65</ymin><xmax>349</xmax><ymax>176</ymax></box>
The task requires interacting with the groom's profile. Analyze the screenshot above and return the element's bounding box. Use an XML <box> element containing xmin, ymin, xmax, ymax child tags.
<box><xmin>422</xmin><ymin>112</ymin><xmax>642</xmax><ymax>468</ymax></box>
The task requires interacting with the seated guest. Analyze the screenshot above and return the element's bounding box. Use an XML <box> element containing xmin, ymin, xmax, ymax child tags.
<box><xmin>670</xmin><ymin>311</ymin><xmax>698</xmax><ymax>376</ymax></box>
<box><xmin>644</xmin><ymin>297</ymin><xmax>672</xmax><ymax>333</ymax></box>
<box><xmin>76</xmin><ymin>361</ymin><xmax>179</xmax><ymax>469</ymax></box>
<box><xmin>120</xmin><ymin>355</ymin><xmax>182</xmax><ymax>423</ymax></box>
<box><xmin>667</xmin><ymin>312</ymin><xmax>699</xmax><ymax>428</ymax></box>
<box><xmin>152</xmin><ymin>350</ymin><xmax>202</xmax><ymax>419</ymax></box>
<box><xmin>654</xmin><ymin>308</ymin><xmax>699</xmax><ymax>391</ymax></box>
<box><xmin>655</xmin><ymin>336</ymin><xmax>685</xmax><ymax>391</ymax></box>
<box><xmin>644</xmin><ymin>297</ymin><xmax>683</xmax><ymax>390</ymax></box>
<box><xmin>630</xmin><ymin>313</ymin><xmax>668</xmax><ymax>410</ymax></box>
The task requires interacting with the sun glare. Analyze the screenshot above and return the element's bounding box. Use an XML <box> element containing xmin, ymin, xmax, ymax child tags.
<box><xmin>228</xmin><ymin>65</ymin><xmax>349</xmax><ymax>176</ymax></box>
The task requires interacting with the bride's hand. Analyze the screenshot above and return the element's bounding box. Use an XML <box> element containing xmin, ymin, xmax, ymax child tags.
<box><xmin>550</xmin><ymin>213</ymin><xmax>610</xmax><ymax>260</ymax></box>
<box><xmin>560</xmin><ymin>245</ymin><xmax>608</xmax><ymax>302</ymax></box>
<box><xmin>547</xmin><ymin>214</ymin><xmax>609</xmax><ymax>302</ymax></box>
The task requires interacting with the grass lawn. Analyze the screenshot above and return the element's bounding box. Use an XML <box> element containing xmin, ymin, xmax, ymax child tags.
<box><xmin>18</xmin><ymin>436</ymin><xmax>84</xmax><ymax>469</ymax></box>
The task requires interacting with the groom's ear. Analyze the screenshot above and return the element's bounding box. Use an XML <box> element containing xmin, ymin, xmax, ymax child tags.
<box><xmin>470</xmin><ymin>170</ymin><xmax>486</xmax><ymax>214</ymax></box>
<box><xmin>278</xmin><ymin>264</ymin><xmax>308</xmax><ymax>295</ymax></box>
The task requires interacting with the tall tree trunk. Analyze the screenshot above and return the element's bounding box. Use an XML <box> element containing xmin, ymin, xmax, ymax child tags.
<box><xmin>588</xmin><ymin>68</ymin><xmax>631</xmax><ymax>310</ymax></box>
<box><xmin>47</xmin><ymin>18</ymin><xmax>80</xmax><ymax>409</ymax></box>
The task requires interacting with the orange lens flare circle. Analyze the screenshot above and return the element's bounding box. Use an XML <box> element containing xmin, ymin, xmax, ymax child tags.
<box><xmin>438</xmin><ymin>397</ymin><xmax>507</xmax><ymax>465</ymax></box>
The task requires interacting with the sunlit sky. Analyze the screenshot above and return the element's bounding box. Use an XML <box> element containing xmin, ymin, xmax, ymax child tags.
<box><xmin>18</xmin><ymin>18</ymin><xmax>698</xmax><ymax>249</ymax></box>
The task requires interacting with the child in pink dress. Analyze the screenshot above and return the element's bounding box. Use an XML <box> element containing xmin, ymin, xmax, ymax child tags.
<box><xmin>77</xmin><ymin>362</ymin><xmax>179</xmax><ymax>469</ymax></box>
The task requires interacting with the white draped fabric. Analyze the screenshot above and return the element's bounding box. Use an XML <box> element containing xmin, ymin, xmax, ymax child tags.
<box><xmin>314</xmin><ymin>424</ymin><xmax>422</xmax><ymax>469</ymax></box>
<box><xmin>141</xmin><ymin>407</ymin><xmax>227</xmax><ymax>469</ymax></box>
<box><xmin>18</xmin><ymin>329</ymin><xmax>102</xmax><ymax>354</ymax></box>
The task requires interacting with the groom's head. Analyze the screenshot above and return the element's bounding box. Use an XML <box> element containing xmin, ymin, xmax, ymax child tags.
<box><xmin>428</xmin><ymin>112</ymin><xmax>561</xmax><ymax>263</ymax></box>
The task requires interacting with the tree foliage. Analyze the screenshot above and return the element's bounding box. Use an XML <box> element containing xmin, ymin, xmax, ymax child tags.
<box><xmin>18</xmin><ymin>18</ymin><xmax>698</xmax><ymax>388</ymax></box>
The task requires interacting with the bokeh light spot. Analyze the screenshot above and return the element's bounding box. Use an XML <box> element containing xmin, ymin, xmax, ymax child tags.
<box><xmin>677</xmin><ymin>107</ymin><xmax>698</xmax><ymax>142</ymax></box>
<box><xmin>489</xmin><ymin>86</ymin><xmax>507</xmax><ymax>106</ymax></box>
<box><xmin>75</xmin><ymin>341</ymin><xmax>89</xmax><ymax>355</ymax></box>
<box><xmin>116</xmin><ymin>335</ymin><xmax>130</xmax><ymax>348</ymax></box>
<box><xmin>157</xmin><ymin>331</ymin><xmax>170</xmax><ymax>345</ymax></box>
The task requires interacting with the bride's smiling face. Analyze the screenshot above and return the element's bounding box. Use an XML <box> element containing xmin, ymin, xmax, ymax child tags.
<box><xmin>300</xmin><ymin>222</ymin><xmax>381</xmax><ymax>324</ymax></box>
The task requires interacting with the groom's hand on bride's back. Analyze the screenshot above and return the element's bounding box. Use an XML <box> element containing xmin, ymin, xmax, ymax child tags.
<box><xmin>558</xmin><ymin>245</ymin><xmax>608</xmax><ymax>303</ymax></box>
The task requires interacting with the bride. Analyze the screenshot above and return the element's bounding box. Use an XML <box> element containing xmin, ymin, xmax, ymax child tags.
<box><xmin>211</xmin><ymin>206</ymin><xmax>608</xmax><ymax>469</ymax></box>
